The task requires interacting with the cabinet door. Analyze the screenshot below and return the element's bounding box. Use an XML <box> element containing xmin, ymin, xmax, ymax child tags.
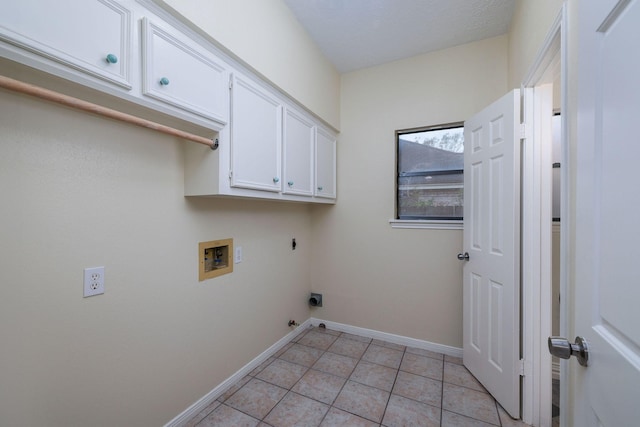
<box><xmin>283</xmin><ymin>107</ymin><xmax>314</xmax><ymax>196</ymax></box>
<box><xmin>142</xmin><ymin>19</ymin><xmax>228</xmax><ymax>123</ymax></box>
<box><xmin>315</xmin><ymin>127</ymin><xmax>337</xmax><ymax>199</ymax></box>
<box><xmin>0</xmin><ymin>0</ymin><xmax>131</xmax><ymax>88</ymax></box>
<box><xmin>230</xmin><ymin>74</ymin><xmax>282</xmax><ymax>192</ymax></box>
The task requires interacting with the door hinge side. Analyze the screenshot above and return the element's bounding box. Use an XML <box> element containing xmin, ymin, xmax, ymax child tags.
<box><xmin>519</xmin><ymin>359</ymin><xmax>526</xmax><ymax>377</ymax></box>
<box><xmin>520</xmin><ymin>123</ymin><xmax>527</xmax><ymax>139</ymax></box>
<box><xmin>229</xmin><ymin>75</ymin><xmax>233</xmax><ymax>90</ymax></box>
<box><xmin>229</xmin><ymin>170</ymin><xmax>233</xmax><ymax>180</ymax></box>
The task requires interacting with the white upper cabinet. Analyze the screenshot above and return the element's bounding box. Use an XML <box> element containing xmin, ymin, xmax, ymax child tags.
<box><xmin>0</xmin><ymin>0</ymin><xmax>337</xmax><ymax>203</ymax></box>
<box><xmin>315</xmin><ymin>127</ymin><xmax>337</xmax><ymax>199</ymax></box>
<box><xmin>0</xmin><ymin>0</ymin><xmax>132</xmax><ymax>88</ymax></box>
<box><xmin>230</xmin><ymin>73</ymin><xmax>282</xmax><ymax>192</ymax></box>
<box><xmin>283</xmin><ymin>107</ymin><xmax>314</xmax><ymax>197</ymax></box>
<box><xmin>141</xmin><ymin>18</ymin><xmax>228</xmax><ymax>124</ymax></box>
<box><xmin>185</xmin><ymin>76</ymin><xmax>337</xmax><ymax>203</ymax></box>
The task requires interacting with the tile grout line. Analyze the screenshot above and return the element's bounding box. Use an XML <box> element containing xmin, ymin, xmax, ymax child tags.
<box><xmin>296</xmin><ymin>331</ymin><xmax>446</xmax><ymax>425</ymax></box>
<box><xmin>380</xmin><ymin>344</ymin><xmax>406</xmax><ymax>427</ymax></box>
<box><xmin>319</xmin><ymin>333</ymin><xmax>352</xmax><ymax>425</ymax></box>
<box><xmin>338</xmin><ymin>334</ymin><xmax>411</xmax><ymax>425</ymax></box>
<box><xmin>302</xmin><ymin>328</ymin><xmax>334</xmax><ymax>427</ymax></box>
<box><xmin>328</xmin><ymin>335</ymin><xmax>382</xmax><ymax>424</ymax></box>
<box><xmin>199</xmin><ymin>372</ymin><xmax>263</xmax><ymax>425</ymax></box>
<box><xmin>281</xmin><ymin>328</ymin><xmax>375</xmax><ymax>426</ymax></box>
<box><xmin>440</xmin><ymin>356</ymin><xmax>445</xmax><ymax>427</ymax></box>
<box><xmin>260</xmin><ymin>326</ymin><xmax>315</xmax><ymax>424</ymax></box>
<box><xmin>318</xmin><ymin>330</ymin><xmax>387</xmax><ymax>425</ymax></box>
<box><xmin>237</xmin><ymin>327</ymin><xmax>313</xmax><ymax>425</ymax></box>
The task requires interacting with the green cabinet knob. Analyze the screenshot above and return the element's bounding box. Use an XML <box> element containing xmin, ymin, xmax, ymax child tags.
<box><xmin>273</xmin><ymin>177</ymin><xmax>280</xmax><ymax>183</ymax></box>
<box><xmin>287</xmin><ymin>181</ymin><xmax>294</xmax><ymax>186</ymax></box>
<box><xmin>106</xmin><ymin>54</ymin><xmax>118</xmax><ymax>64</ymax></box>
<box><xmin>317</xmin><ymin>186</ymin><xmax>323</xmax><ymax>191</ymax></box>
<box><xmin>159</xmin><ymin>77</ymin><xmax>170</xmax><ymax>86</ymax></box>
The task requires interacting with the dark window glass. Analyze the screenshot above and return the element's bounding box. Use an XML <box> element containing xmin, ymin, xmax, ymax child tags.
<box><xmin>396</xmin><ymin>124</ymin><xmax>464</xmax><ymax>220</ymax></box>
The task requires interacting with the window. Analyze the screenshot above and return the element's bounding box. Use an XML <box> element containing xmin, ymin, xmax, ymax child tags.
<box><xmin>395</xmin><ymin>123</ymin><xmax>464</xmax><ymax>221</ymax></box>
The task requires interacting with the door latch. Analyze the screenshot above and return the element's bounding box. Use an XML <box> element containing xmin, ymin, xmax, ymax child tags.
<box><xmin>457</xmin><ymin>252</ymin><xmax>470</xmax><ymax>261</ymax></box>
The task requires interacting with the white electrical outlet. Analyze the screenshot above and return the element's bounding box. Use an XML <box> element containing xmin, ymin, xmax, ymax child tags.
<box><xmin>84</xmin><ymin>266</ymin><xmax>105</xmax><ymax>297</ymax></box>
<box><xmin>235</xmin><ymin>246</ymin><xmax>242</xmax><ymax>263</ymax></box>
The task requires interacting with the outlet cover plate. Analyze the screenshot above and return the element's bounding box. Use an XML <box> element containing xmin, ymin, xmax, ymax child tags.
<box><xmin>84</xmin><ymin>266</ymin><xmax>105</xmax><ymax>297</ymax></box>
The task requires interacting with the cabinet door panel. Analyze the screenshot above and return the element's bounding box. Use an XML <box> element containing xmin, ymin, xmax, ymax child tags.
<box><xmin>315</xmin><ymin>128</ymin><xmax>336</xmax><ymax>199</ymax></box>
<box><xmin>142</xmin><ymin>19</ymin><xmax>228</xmax><ymax>123</ymax></box>
<box><xmin>231</xmin><ymin>74</ymin><xmax>282</xmax><ymax>192</ymax></box>
<box><xmin>283</xmin><ymin>107</ymin><xmax>314</xmax><ymax>196</ymax></box>
<box><xmin>0</xmin><ymin>0</ymin><xmax>131</xmax><ymax>88</ymax></box>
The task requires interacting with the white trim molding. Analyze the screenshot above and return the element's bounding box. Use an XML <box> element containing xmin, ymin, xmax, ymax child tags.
<box><xmin>309</xmin><ymin>318</ymin><xmax>463</xmax><ymax>358</ymax></box>
<box><xmin>389</xmin><ymin>219</ymin><xmax>463</xmax><ymax>230</ymax></box>
<box><xmin>519</xmin><ymin>4</ymin><xmax>567</xmax><ymax>426</ymax></box>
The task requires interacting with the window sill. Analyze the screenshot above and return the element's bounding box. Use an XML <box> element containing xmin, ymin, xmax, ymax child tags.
<box><xmin>389</xmin><ymin>219</ymin><xmax>463</xmax><ymax>230</ymax></box>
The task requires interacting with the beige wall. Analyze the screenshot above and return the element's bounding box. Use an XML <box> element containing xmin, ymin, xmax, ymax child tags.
<box><xmin>0</xmin><ymin>89</ymin><xmax>313</xmax><ymax>426</ymax></box>
<box><xmin>508</xmin><ymin>0</ymin><xmax>564</xmax><ymax>88</ymax></box>
<box><xmin>310</xmin><ymin>36</ymin><xmax>509</xmax><ymax>348</ymax></box>
<box><xmin>0</xmin><ymin>0</ymin><xmax>580</xmax><ymax>424</ymax></box>
<box><xmin>0</xmin><ymin>1</ymin><xmax>339</xmax><ymax>426</ymax></box>
<box><xmin>162</xmin><ymin>0</ymin><xmax>341</xmax><ymax>129</ymax></box>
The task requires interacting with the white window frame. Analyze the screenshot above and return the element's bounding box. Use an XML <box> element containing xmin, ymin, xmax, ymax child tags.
<box><xmin>392</xmin><ymin>122</ymin><xmax>464</xmax><ymax>230</ymax></box>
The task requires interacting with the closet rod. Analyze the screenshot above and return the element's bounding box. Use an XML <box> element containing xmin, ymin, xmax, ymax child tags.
<box><xmin>0</xmin><ymin>75</ymin><xmax>216</xmax><ymax>148</ymax></box>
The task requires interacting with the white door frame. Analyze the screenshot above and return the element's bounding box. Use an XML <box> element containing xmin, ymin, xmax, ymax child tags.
<box><xmin>520</xmin><ymin>4</ymin><xmax>568</xmax><ymax>426</ymax></box>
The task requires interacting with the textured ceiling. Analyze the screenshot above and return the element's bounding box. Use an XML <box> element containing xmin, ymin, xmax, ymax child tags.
<box><xmin>283</xmin><ymin>0</ymin><xmax>516</xmax><ymax>73</ymax></box>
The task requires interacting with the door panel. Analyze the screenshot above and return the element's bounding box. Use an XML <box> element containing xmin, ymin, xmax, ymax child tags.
<box><xmin>0</xmin><ymin>0</ymin><xmax>131</xmax><ymax>87</ymax></box>
<box><xmin>470</xmin><ymin>161</ymin><xmax>483</xmax><ymax>250</ymax></box>
<box><xmin>463</xmin><ymin>90</ymin><xmax>520</xmax><ymax>418</ymax></box>
<box><xmin>283</xmin><ymin>107</ymin><xmax>314</xmax><ymax>196</ymax></box>
<box><xmin>230</xmin><ymin>74</ymin><xmax>282</xmax><ymax>192</ymax></box>
<box><xmin>314</xmin><ymin>128</ymin><xmax>336</xmax><ymax>199</ymax></box>
<box><xmin>574</xmin><ymin>0</ymin><xmax>640</xmax><ymax>425</ymax></box>
<box><xmin>142</xmin><ymin>19</ymin><xmax>228</xmax><ymax>122</ymax></box>
<box><xmin>489</xmin><ymin>155</ymin><xmax>504</xmax><ymax>254</ymax></box>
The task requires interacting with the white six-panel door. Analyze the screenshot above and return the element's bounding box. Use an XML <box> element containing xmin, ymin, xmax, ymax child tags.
<box><xmin>573</xmin><ymin>0</ymin><xmax>640</xmax><ymax>425</ymax></box>
<box><xmin>463</xmin><ymin>90</ymin><xmax>521</xmax><ymax>418</ymax></box>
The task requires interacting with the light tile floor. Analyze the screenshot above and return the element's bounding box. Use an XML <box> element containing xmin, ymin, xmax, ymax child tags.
<box><xmin>184</xmin><ymin>326</ymin><xmax>531</xmax><ymax>427</ymax></box>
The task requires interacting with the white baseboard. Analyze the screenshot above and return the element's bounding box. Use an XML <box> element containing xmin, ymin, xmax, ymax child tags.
<box><xmin>310</xmin><ymin>318</ymin><xmax>463</xmax><ymax>358</ymax></box>
<box><xmin>163</xmin><ymin>318</ymin><xmax>312</xmax><ymax>427</ymax></box>
<box><xmin>165</xmin><ymin>318</ymin><xmax>462</xmax><ymax>426</ymax></box>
